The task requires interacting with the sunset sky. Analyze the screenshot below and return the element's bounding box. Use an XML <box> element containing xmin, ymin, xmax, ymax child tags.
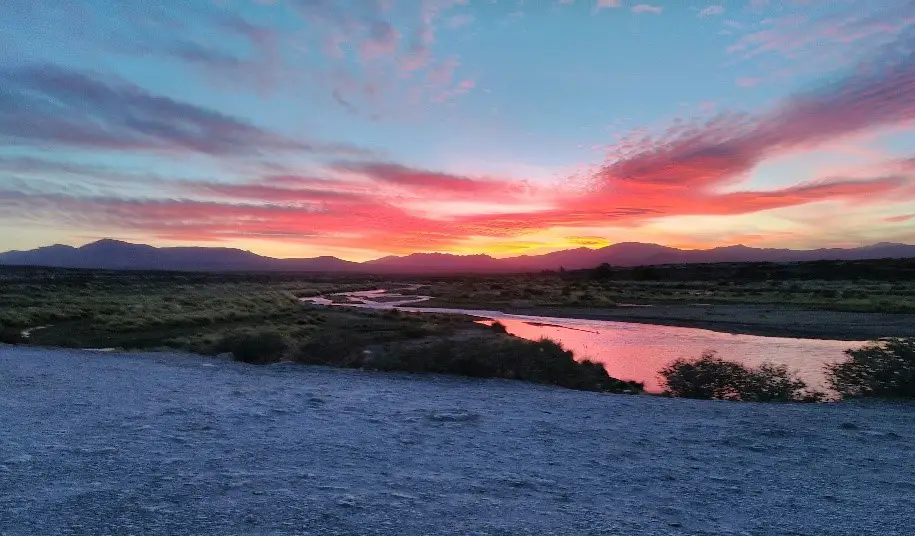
<box><xmin>1</xmin><ymin>0</ymin><xmax>914</xmax><ymax>260</ymax></box>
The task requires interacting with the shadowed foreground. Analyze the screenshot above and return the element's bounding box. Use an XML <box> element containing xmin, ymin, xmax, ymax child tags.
<box><xmin>2</xmin><ymin>347</ymin><xmax>913</xmax><ymax>535</ymax></box>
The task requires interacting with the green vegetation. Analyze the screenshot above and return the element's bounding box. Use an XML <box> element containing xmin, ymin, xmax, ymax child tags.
<box><xmin>587</xmin><ymin>258</ymin><xmax>915</xmax><ymax>283</ymax></box>
<box><xmin>826</xmin><ymin>338</ymin><xmax>915</xmax><ymax>399</ymax></box>
<box><xmin>0</xmin><ymin>267</ymin><xmax>430</xmax><ymax>351</ymax></box>
<box><xmin>413</xmin><ymin>259</ymin><xmax>915</xmax><ymax>314</ymax></box>
<box><xmin>371</xmin><ymin>337</ymin><xmax>643</xmax><ymax>393</ymax></box>
<box><xmin>0</xmin><ymin>267</ymin><xmax>639</xmax><ymax>394</ymax></box>
<box><xmin>216</xmin><ymin>328</ymin><xmax>644</xmax><ymax>393</ymax></box>
<box><xmin>215</xmin><ymin>330</ymin><xmax>290</xmax><ymax>365</ymax></box>
<box><xmin>5</xmin><ymin>265</ymin><xmax>914</xmax><ymax>400</ymax></box>
<box><xmin>659</xmin><ymin>352</ymin><xmax>823</xmax><ymax>402</ymax></box>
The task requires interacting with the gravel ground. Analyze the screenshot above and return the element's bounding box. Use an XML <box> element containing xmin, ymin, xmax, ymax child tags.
<box><xmin>2</xmin><ymin>346</ymin><xmax>914</xmax><ymax>535</ymax></box>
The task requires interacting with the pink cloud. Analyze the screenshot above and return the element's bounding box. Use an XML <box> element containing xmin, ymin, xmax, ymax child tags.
<box><xmin>360</xmin><ymin>21</ymin><xmax>401</xmax><ymax>61</ymax></box>
<box><xmin>594</xmin><ymin>0</ymin><xmax>622</xmax><ymax>12</ymax></box>
<box><xmin>185</xmin><ymin>182</ymin><xmax>370</xmax><ymax>204</ymax></box>
<box><xmin>631</xmin><ymin>4</ymin><xmax>662</xmax><ymax>15</ymax></box>
<box><xmin>426</xmin><ymin>56</ymin><xmax>461</xmax><ymax>88</ymax></box>
<box><xmin>331</xmin><ymin>161</ymin><xmax>533</xmax><ymax>200</ymax></box>
<box><xmin>728</xmin><ymin>3</ymin><xmax>915</xmax><ymax>70</ymax></box>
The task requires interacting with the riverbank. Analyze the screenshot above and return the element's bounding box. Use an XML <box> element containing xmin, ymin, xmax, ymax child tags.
<box><xmin>417</xmin><ymin>300</ymin><xmax>915</xmax><ymax>340</ymax></box>
<box><xmin>2</xmin><ymin>346</ymin><xmax>911</xmax><ymax>535</ymax></box>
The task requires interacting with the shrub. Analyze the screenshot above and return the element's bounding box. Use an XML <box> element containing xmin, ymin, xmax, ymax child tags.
<box><xmin>660</xmin><ymin>352</ymin><xmax>819</xmax><ymax>402</ymax></box>
<box><xmin>826</xmin><ymin>338</ymin><xmax>915</xmax><ymax>399</ymax></box>
<box><xmin>489</xmin><ymin>321</ymin><xmax>508</xmax><ymax>334</ymax></box>
<box><xmin>378</xmin><ymin>336</ymin><xmax>643</xmax><ymax>394</ymax></box>
<box><xmin>295</xmin><ymin>330</ymin><xmax>364</xmax><ymax>366</ymax></box>
<box><xmin>218</xmin><ymin>330</ymin><xmax>288</xmax><ymax>365</ymax></box>
<box><xmin>0</xmin><ymin>326</ymin><xmax>25</xmax><ymax>345</ymax></box>
<box><xmin>742</xmin><ymin>363</ymin><xmax>823</xmax><ymax>403</ymax></box>
<box><xmin>659</xmin><ymin>353</ymin><xmax>747</xmax><ymax>401</ymax></box>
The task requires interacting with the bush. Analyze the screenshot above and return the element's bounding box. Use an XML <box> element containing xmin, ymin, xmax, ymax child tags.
<box><xmin>742</xmin><ymin>363</ymin><xmax>824</xmax><ymax>403</ymax></box>
<box><xmin>378</xmin><ymin>336</ymin><xmax>644</xmax><ymax>394</ymax></box>
<box><xmin>826</xmin><ymin>338</ymin><xmax>915</xmax><ymax>399</ymax></box>
<box><xmin>0</xmin><ymin>326</ymin><xmax>25</xmax><ymax>345</ymax></box>
<box><xmin>660</xmin><ymin>352</ymin><xmax>820</xmax><ymax>402</ymax></box>
<box><xmin>218</xmin><ymin>330</ymin><xmax>289</xmax><ymax>365</ymax></box>
<box><xmin>489</xmin><ymin>321</ymin><xmax>508</xmax><ymax>334</ymax></box>
<box><xmin>659</xmin><ymin>353</ymin><xmax>747</xmax><ymax>400</ymax></box>
<box><xmin>294</xmin><ymin>330</ymin><xmax>364</xmax><ymax>366</ymax></box>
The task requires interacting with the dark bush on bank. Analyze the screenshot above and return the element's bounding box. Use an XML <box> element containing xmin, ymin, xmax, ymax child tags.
<box><xmin>0</xmin><ymin>326</ymin><xmax>25</xmax><ymax>345</ymax></box>
<box><xmin>376</xmin><ymin>336</ymin><xmax>644</xmax><ymax>394</ymax></box>
<box><xmin>218</xmin><ymin>322</ymin><xmax>643</xmax><ymax>394</ymax></box>
<box><xmin>660</xmin><ymin>352</ymin><xmax>821</xmax><ymax>402</ymax></box>
<box><xmin>489</xmin><ymin>321</ymin><xmax>508</xmax><ymax>333</ymax></box>
<box><xmin>294</xmin><ymin>330</ymin><xmax>366</xmax><ymax>367</ymax></box>
<box><xmin>218</xmin><ymin>330</ymin><xmax>289</xmax><ymax>365</ymax></box>
<box><xmin>826</xmin><ymin>338</ymin><xmax>915</xmax><ymax>399</ymax></box>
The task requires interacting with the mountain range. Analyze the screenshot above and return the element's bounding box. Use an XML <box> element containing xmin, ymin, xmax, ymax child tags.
<box><xmin>2</xmin><ymin>239</ymin><xmax>915</xmax><ymax>274</ymax></box>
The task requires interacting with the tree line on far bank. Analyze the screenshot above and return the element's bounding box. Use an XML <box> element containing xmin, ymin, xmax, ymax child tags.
<box><xmin>583</xmin><ymin>258</ymin><xmax>915</xmax><ymax>282</ymax></box>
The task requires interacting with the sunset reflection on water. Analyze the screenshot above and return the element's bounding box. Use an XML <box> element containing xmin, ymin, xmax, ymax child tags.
<box><xmin>316</xmin><ymin>290</ymin><xmax>862</xmax><ymax>394</ymax></box>
<box><xmin>480</xmin><ymin>318</ymin><xmax>858</xmax><ymax>392</ymax></box>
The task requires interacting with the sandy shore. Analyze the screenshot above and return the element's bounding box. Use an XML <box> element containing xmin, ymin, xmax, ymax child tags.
<box><xmin>418</xmin><ymin>301</ymin><xmax>915</xmax><ymax>340</ymax></box>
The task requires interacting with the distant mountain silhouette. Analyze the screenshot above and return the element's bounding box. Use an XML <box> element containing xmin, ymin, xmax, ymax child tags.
<box><xmin>365</xmin><ymin>252</ymin><xmax>506</xmax><ymax>273</ymax></box>
<box><xmin>0</xmin><ymin>239</ymin><xmax>362</xmax><ymax>272</ymax></box>
<box><xmin>2</xmin><ymin>239</ymin><xmax>915</xmax><ymax>273</ymax></box>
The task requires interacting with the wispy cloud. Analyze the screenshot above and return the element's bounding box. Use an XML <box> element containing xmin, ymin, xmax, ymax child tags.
<box><xmin>727</xmin><ymin>0</ymin><xmax>915</xmax><ymax>70</ymax></box>
<box><xmin>20</xmin><ymin>2</ymin><xmax>286</xmax><ymax>93</ymax></box>
<box><xmin>599</xmin><ymin>27</ymin><xmax>915</xmax><ymax>191</ymax></box>
<box><xmin>436</xmin><ymin>29</ymin><xmax>915</xmax><ymax>236</ymax></box>
<box><xmin>278</xmin><ymin>0</ymin><xmax>475</xmax><ymax>115</ymax></box>
<box><xmin>0</xmin><ymin>1</ymin><xmax>475</xmax><ymax>117</ymax></box>
<box><xmin>631</xmin><ymin>4</ymin><xmax>662</xmax><ymax>15</ymax></box>
<box><xmin>331</xmin><ymin>161</ymin><xmax>534</xmax><ymax>200</ymax></box>
<box><xmin>0</xmin><ymin>189</ymin><xmax>471</xmax><ymax>252</ymax></box>
<box><xmin>0</xmin><ymin>64</ymin><xmax>369</xmax><ymax>157</ymax></box>
<box><xmin>594</xmin><ymin>0</ymin><xmax>623</xmax><ymax>12</ymax></box>
<box><xmin>698</xmin><ymin>5</ymin><xmax>724</xmax><ymax>18</ymax></box>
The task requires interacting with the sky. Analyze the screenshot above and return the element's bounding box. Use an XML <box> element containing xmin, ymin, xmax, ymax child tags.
<box><xmin>1</xmin><ymin>0</ymin><xmax>915</xmax><ymax>261</ymax></box>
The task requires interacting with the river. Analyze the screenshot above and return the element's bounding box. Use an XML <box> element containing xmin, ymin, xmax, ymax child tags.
<box><xmin>302</xmin><ymin>289</ymin><xmax>861</xmax><ymax>392</ymax></box>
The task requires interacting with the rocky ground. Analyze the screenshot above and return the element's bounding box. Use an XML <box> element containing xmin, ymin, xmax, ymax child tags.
<box><xmin>2</xmin><ymin>346</ymin><xmax>914</xmax><ymax>535</ymax></box>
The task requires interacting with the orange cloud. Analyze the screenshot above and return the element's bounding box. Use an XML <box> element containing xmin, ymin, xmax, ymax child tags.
<box><xmin>331</xmin><ymin>161</ymin><xmax>533</xmax><ymax>200</ymax></box>
<box><xmin>566</xmin><ymin>236</ymin><xmax>611</xmax><ymax>247</ymax></box>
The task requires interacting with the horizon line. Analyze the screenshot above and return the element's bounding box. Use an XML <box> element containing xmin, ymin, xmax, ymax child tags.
<box><xmin>3</xmin><ymin>237</ymin><xmax>914</xmax><ymax>264</ymax></box>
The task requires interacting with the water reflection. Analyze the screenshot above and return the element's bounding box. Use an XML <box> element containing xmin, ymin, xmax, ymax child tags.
<box><xmin>478</xmin><ymin>318</ymin><xmax>855</xmax><ymax>392</ymax></box>
<box><xmin>302</xmin><ymin>289</ymin><xmax>860</xmax><ymax>393</ymax></box>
